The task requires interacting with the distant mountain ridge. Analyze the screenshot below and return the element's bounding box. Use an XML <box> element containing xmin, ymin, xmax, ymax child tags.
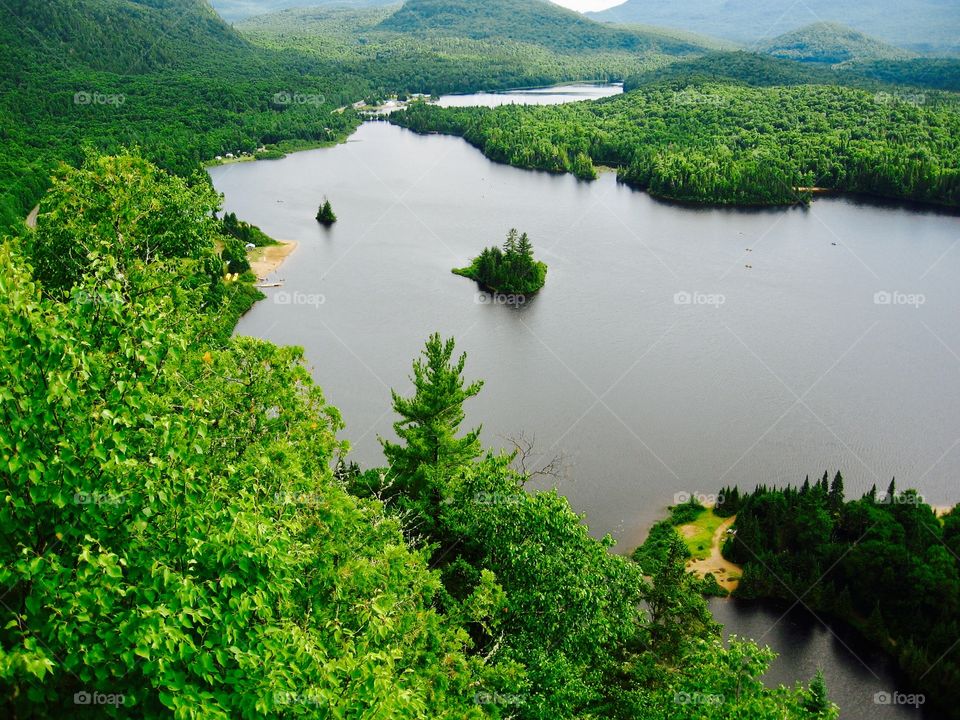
<box><xmin>376</xmin><ymin>0</ymin><xmax>707</xmax><ymax>54</ymax></box>
<box><xmin>209</xmin><ymin>0</ymin><xmax>396</xmax><ymax>23</ymax></box>
<box><xmin>589</xmin><ymin>0</ymin><xmax>960</xmax><ymax>55</ymax></box>
<box><xmin>758</xmin><ymin>22</ymin><xmax>916</xmax><ymax>64</ymax></box>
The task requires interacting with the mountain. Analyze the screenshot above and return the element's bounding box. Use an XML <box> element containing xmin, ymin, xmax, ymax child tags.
<box><xmin>758</xmin><ymin>22</ymin><xmax>917</xmax><ymax>64</ymax></box>
<box><xmin>209</xmin><ymin>0</ymin><xmax>397</xmax><ymax>23</ymax></box>
<box><xmin>377</xmin><ymin>0</ymin><xmax>707</xmax><ymax>54</ymax></box>
<box><xmin>589</xmin><ymin>0</ymin><xmax>960</xmax><ymax>55</ymax></box>
<box><xmin>3</xmin><ymin>0</ymin><xmax>248</xmax><ymax>74</ymax></box>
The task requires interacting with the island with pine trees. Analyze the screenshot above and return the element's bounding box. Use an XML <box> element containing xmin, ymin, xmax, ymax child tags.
<box><xmin>316</xmin><ymin>197</ymin><xmax>337</xmax><ymax>225</ymax></box>
<box><xmin>453</xmin><ymin>228</ymin><xmax>547</xmax><ymax>295</ymax></box>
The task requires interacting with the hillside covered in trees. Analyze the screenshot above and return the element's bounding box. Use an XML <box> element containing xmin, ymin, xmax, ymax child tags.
<box><xmin>391</xmin><ymin>83</ymin><xmax>960</xmax><ymax>207</ymax></box>
<box><xmin>0</xmin><ymin>150</ymin><xmax>841</xmax><ymax>718</ymax></box>
<box><xmin>718</xmin><ymin>476</ymin><xmax>960</xmax><ymax>719</ymax></box>
<box><xmin>757</xmin><ymin>23</ymin><xmax>917</xmax><ymax>65</ymax></box>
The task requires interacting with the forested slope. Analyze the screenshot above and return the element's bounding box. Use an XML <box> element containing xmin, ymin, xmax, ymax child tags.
<box><xmin>391</xmin><ymin>83</ymin><xmax>960</xmax><ymax>207</ymax></box>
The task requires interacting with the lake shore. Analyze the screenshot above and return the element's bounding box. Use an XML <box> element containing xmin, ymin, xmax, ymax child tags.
<box><xmin>250</xmin><ymin>241</ymin><xmax>298</xmax><ymax>282</ymax></box>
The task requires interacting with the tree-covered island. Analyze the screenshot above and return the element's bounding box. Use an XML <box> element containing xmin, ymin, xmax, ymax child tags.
<box><xmin>453</xmin><ymin>228</ymin><xmax>547</xmax><ymax>295</ymax></box>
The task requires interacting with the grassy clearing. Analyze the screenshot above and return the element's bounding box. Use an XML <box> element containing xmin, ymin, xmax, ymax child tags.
<box><xmin>676</xmin><ymin>506</ymin><xmax>727</xmax><ymax>560</ymax></box>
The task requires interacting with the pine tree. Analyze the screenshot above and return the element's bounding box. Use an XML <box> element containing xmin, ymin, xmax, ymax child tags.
<box><xmin>517</xmin><ymin>231</ymin><xmax>533</xmax><ymax>259</ymax></box>
<box><xmin>804</xmin><ymin>669</ymin><xmax>831</xmax><ymax>716</ymax></box>
<box><xmin>503</xmin><ymin>227</ymin><xmax>519</xmax><ymax>256</ymax></box>
<box><xmin>316</xmin><ymin>198</ymin><xmax>337</xmax><ymax>225</ymax></box>
<box><xmin>381</xmin><ymin>334</ymin><xmax>483</xmax><ymax>498</ymax></box>
<box><xmin>829</xmin><ymin>471</ymin><xmax>844</xmax><ymax>513</ymax></box>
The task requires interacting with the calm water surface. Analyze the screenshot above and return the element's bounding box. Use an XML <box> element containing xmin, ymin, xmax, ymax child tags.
<box><xmin>209</xmin><ymin>86</ymin><xmax>958</xmax><ymax>719</ymax></box>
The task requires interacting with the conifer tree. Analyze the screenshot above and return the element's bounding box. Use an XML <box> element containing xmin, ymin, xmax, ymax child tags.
<box><xmin>381</xmin><ymin>334</ymin><xmax>483</xmax><ymax>498</ymax></box>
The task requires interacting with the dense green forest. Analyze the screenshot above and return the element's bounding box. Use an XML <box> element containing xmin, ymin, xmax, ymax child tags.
<box><xmin>391</xmin><ymin>83</ymin><xmax>960</xmax><ymax>206</ymax></box>
<box><xmin>5</xmin><ymin>0</ymin><xmax>960</xmax><ymax>234</ymax></box>
<box><xmin>453</xmin><ymin>229</ymin><xmax>547</xmax><ymax>295</ymax></box>
<box><xmin>757</xmin><ymin>23</ymin><xmax>916</xmax><ymax>64</ymax></box>
<box><xmin>0</xmin><ymin>150</ymin><xmax>840</xmax><ymax>718</ymax></box>
<box><xmin>0</xmin><ymin>0</ymin><xmax>716</xmax><ymax>234</ymax></box>
<box><xmin>717</xmin><ymin>476</ymin><xmax>960</xmax><ymax>718</ymax></box>
<box><xmin>623</xmin><ymin>51</ymin><xmax>960</xmax><ymax>93</ymax></box>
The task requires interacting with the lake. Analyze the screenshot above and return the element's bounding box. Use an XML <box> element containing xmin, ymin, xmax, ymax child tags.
<box><xmin>209</xmin><ymin>85</ymin><xmax>958</xmax><ymax>719</ymax></box>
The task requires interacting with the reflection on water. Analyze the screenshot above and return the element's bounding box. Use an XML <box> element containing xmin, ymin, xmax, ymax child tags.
<box><xmin>709</xmin><ymin>598</ymin><xmax>936</xmax><ymax>720</ymax></box>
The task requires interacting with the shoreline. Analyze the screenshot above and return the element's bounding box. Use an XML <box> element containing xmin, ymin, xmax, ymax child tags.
<box><xmin>250</xmin><ymin>241</ymin><xmax>298</xmax><ymax>282</ymax></box>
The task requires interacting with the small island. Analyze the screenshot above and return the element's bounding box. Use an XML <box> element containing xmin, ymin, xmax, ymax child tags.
<box><xmin>453</xmin><ymin>228</ymin><xmax>547</xmax><ymax>295</ymax></box>
<box><xmin>316</xmin><ymin>197</ymin><xmax>337</xmax><ymax>225</ymax></box>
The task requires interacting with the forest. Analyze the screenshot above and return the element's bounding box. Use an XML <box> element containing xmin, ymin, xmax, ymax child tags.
<box><xmin>0</xmin><ymin>149</ymin><xmax>840</xmax><ymax>718</ymax></box>
<box><xmin>5</xmin><ymin>0</ymin><xmax>959</xmax><ymax>233</ymax></box>
<box><xmin>453</xmin><ymin>229</ymin><xmax>547</xmax><ymax>295</ymax></box>
<box><xmin>716</xmin><ymin>476</ymin><xmax>960</xmax><ymax>718</ymax></box>
<box><xmin>391</xmin><ymin>83</ymin><xmax>960</xmax><ymax>207</ymax></box>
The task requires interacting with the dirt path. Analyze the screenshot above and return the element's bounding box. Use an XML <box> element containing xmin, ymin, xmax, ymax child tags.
<box><xmin>684</xmin><ymin>515</ymin><xmax>742</xmax><ymax>592</ymax></box>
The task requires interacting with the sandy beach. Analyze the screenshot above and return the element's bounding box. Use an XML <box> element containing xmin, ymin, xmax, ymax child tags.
<box><xmin>250</xmin><ymin>241</ymin><xmax>298</xmax><ymax>282</ymax></box>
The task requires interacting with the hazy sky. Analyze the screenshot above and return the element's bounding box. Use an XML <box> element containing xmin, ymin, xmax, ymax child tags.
<box><xmin>552</xmin><ymin>0</ymin><xmax>625</xmax><ymax>11</ymax></box>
